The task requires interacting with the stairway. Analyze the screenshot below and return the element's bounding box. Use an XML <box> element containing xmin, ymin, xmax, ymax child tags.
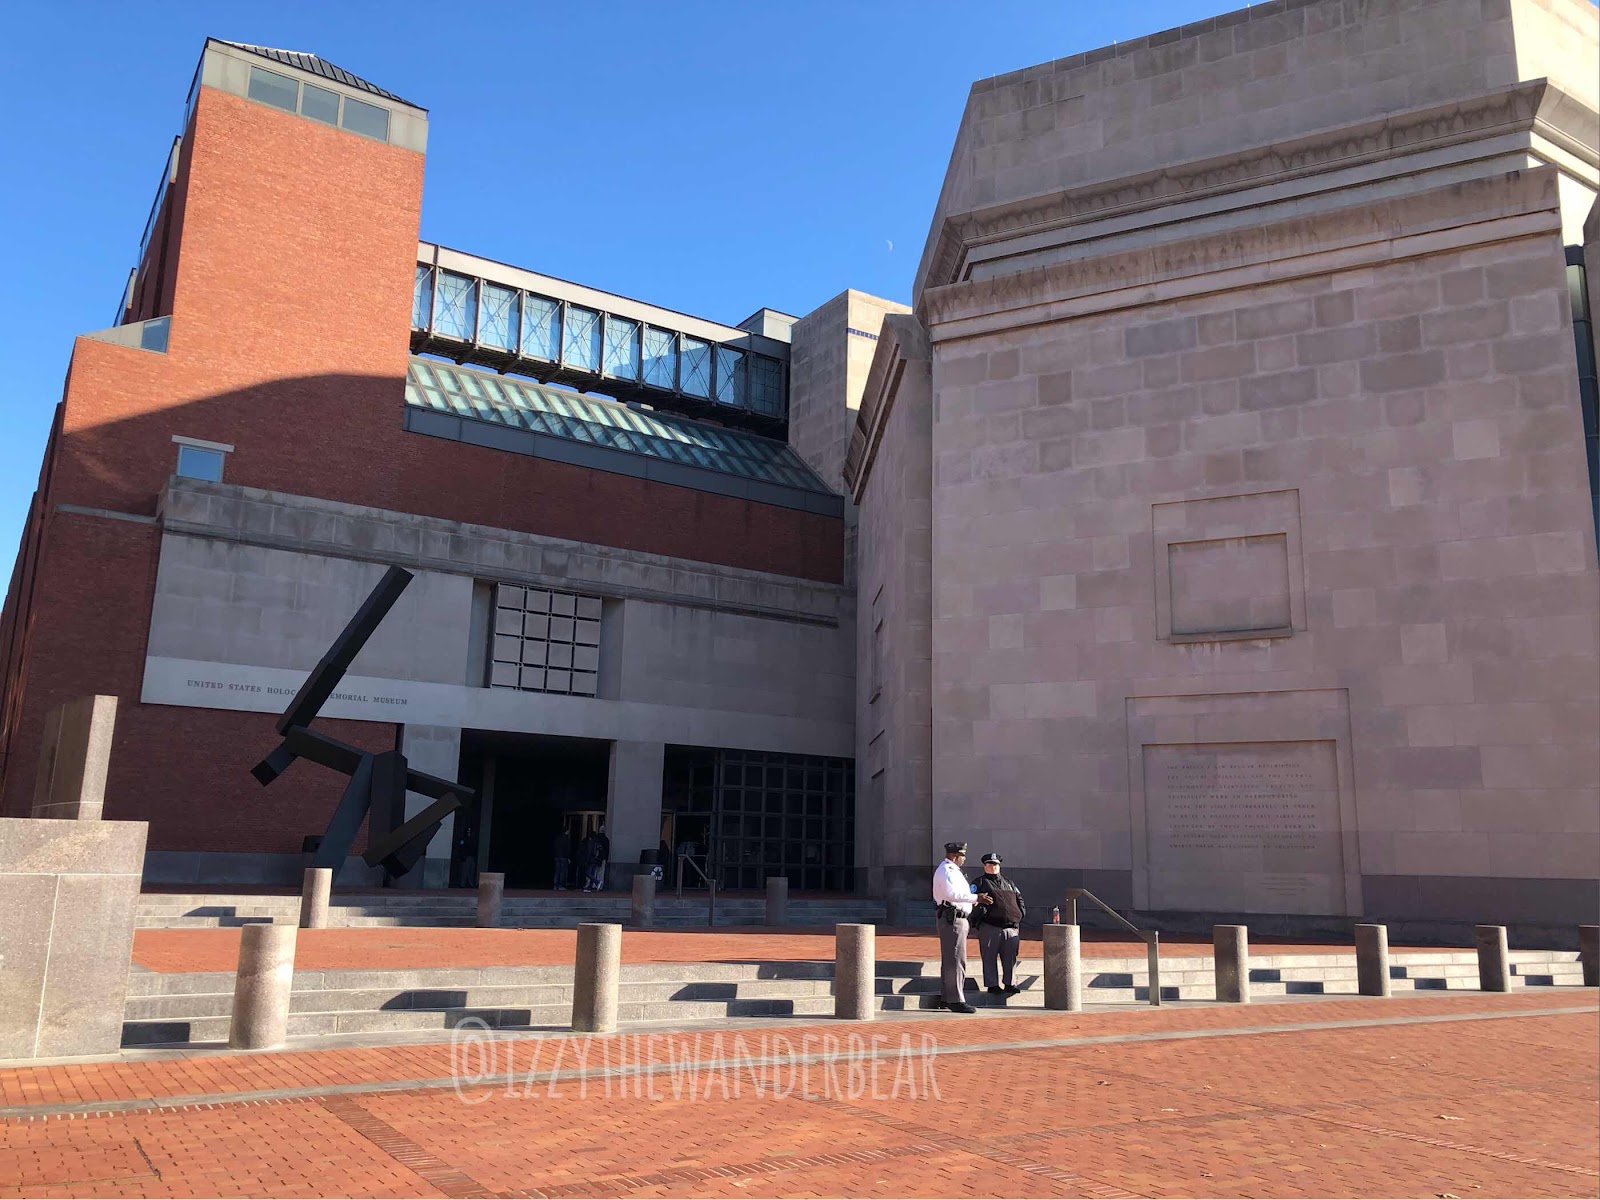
<box><xmin>133</xmin><ymin>893</ymin><xmax>887</xmax><ymax>930</ymax></box>
<box><xmin>121</xmin><ymin>948</ymin><xmax>1592</xmax><ymax>1048</ymax></box>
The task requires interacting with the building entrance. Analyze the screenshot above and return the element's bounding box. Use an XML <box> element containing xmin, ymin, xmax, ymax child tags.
<box><xmin>453</xmin><ymin>732</ymin><xmax>610</xmax><ymax>889</ymax></box>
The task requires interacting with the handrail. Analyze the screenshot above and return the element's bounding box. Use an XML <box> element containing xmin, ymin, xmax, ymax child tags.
<box><xmin>676</xmin><ymin>853</ymin><xmax>717</xmax><ymax>927</ymax></box>
<box><xmin>1062</xmin><ymin>888</ymin><xmax>1163</xmax><ymax>1007</ymax></box>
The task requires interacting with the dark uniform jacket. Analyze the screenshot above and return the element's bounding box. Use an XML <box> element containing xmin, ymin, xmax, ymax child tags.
<box><xmin>971</xmin><ymin>874</ymin><xmax>1025</xmax><ymax>928</ymax></box>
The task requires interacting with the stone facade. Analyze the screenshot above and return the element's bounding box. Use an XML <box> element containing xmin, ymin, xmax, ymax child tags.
<box><xmin>851</xmin><ymin>0</ymin><xmax>1600</xmax><ymax>933</ymax></box>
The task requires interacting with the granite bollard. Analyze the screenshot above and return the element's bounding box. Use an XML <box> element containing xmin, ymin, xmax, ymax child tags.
<box><xmin>229</xmin><ymin>923</ymin><xmax>297</xmax><ymax>1050</ymax></box>
<box><xmin>631</xmin><ymin>873</ymin><xmax>655</xmax><ymax>928</ymax></box>
<box><xmin>1043</xmin><ymin>922</ymin><xmax>1081</xmax><ymax>1011</ymax></box>
<box><xmin>1475</xmin><ymin>924</ymin><xmax>1511</xmax><ymax>992</ymax></box>
<box><xmin>834</xmin><ymin>923</ymin><xmax>875</xmax><ymax>1020</ymax></box>
<box><xmin>1355</xmin><ymin>923</ymin><xmax>1391</xmax><ymax>997</ymax></box>
<box><xmin>476</xmin><ymin>872</ymin><xmax>505</xmax><ymax>928</ymax></box>
<box><xmin>299</xmin><ymin>867</ymin><xmax>332</xmax><ymax>929</ymax></box>
<box><xmin>1214</xmin><ymin>925</ymin><xmax>1251</xmax><ymax>1003</ymax></box>
<box><xmin>1581</xmin><ymin>925</ymin><xmax>1599</xmax><ymax>988</ymax></box>
<box><xmin>573</xmin><ymin>922</ymin><xmax>621</xmax><ymax>1033</ymax></box>
<box><xmin>766</xmin><ymin>876</ymin><xmax>789</xmax><ymax>926</ymax></box>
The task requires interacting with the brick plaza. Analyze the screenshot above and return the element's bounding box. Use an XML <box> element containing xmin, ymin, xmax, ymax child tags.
<box><xmin>2</xmin><ymin>989</ymin><xmax>1595</xmax><ymax>1198</ymax></box>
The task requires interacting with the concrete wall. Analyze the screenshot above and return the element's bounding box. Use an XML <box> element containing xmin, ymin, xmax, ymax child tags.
<box><xmin>852</xmin><ymin>316</ymin><xmax>935</xmax><ymax>894</ymax></box>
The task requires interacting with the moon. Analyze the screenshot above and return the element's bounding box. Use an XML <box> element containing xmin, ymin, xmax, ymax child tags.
<box><xmin>886</xmin><ymin>239</ymin><xmax>894</xmax><ymax>252</ymax></box>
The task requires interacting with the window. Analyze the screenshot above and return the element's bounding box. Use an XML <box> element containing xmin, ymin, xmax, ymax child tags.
<box><xmin>488</xmin><ymin>584</ymin><xmax>602</xmax><ymax>696</ymax></box>
<box><xmin>603</xmin><ymin>317</ymin><xmax>641</xmax><ymax>381</ymax></box>
<box><xmin>520</xmin><ymin>296</ymin><xmax>560</xmax><ymax>360</ymax></box>
<box><xmin>562</xmin><ymin>306</ymin><xmax>602</xmax><ymax>372</ymax></box>
<box><xmin>642</xmin><ymin>326</ymin><xmax>676</xmax><ymax>389</ymax></box>
<box><xmin>714</xmin><ymin>346</ymin><xmax>746</xmax><ymax>407</ymax></box>
<box><xmin>172</xmin><ymin>436</ymin><xmax>232</xmax><ymax>483</ymax></box>
<box><xmin>340</xmin><ymin>96</ymin><xmax>390</xmax><ymax>141</ymax></box>
<box><xmin>301</xmin><ymin>83</ymin><xmax>340</xmax><ymax>125</ymax></box>
<box><xmin>246</xmin><ymin>66</ymin><xmax>298</xmax><ymax>112</ymax></box>
<box><xmin>680</xmin><ymin>337</ymin><xmax>710</xmax><ymax>398</ymax></box>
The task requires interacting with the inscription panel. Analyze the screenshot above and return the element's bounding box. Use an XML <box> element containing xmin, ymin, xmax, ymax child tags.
<box><xmin>1144</xmin><ymin>740</ymin><xmax>1344</xmax><ymax>915</ymax></box>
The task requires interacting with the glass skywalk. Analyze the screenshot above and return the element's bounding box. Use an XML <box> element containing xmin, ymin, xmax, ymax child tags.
<box><xmin>406</xmin><ymin>357</ymin><xmax>831</xmax><ymax>494</ymax></box>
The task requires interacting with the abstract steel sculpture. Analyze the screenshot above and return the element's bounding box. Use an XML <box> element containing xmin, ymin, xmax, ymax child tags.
<box><xmin>251</xmin><ymin>565</ymin><xmax>473</xmax><ymax>879</ymax></box>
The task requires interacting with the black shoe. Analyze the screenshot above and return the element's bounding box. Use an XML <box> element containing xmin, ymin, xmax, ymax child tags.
<box><xmin>986</xmin><ymin>985</ymin><xmax>1005</xmax><ymax>995</ymax></box>
<box><xmin>950</xmin><ymin>1003</ymin><xmax>978</xmax><ymax>1014</ymax></box>
<box><xmin>1004</xmin><ymin>984</ymin><xmax>1021</xmax><ymax>995</ymax></box>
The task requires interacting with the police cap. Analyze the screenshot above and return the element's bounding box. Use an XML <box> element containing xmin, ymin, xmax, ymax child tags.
<box><xmin>943</xmin><ymin>841</ymin><xmax>967</xmax><ymax>855</ymax></box>
<box><xmin>981</xmin><ymin>852</ymin><xmax>1002</xmax><ymax>865</ymax></box>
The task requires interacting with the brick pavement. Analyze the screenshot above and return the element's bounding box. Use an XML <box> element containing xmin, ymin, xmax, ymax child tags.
<box><xmin>1</xmin><ymin>993</ymin><xmax>1594</xmax><ymax>1197</ymax></box>
<box><xmin>129</xmin><ymin>926</ymin><xmax>1462</xmax><ymax>974</ymax></box>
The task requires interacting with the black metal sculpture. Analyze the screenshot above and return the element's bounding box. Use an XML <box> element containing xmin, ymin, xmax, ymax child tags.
<box><xmin>251</xmin><ymin>565</ymin><xmax>474</xmax><ymax>879</ymax></box>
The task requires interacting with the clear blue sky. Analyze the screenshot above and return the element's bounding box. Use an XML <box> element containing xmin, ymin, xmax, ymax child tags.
<box><xmin>0</xmin><ymin>0</ymin><xmax>1224</xmax><ymax>564</ymax></box>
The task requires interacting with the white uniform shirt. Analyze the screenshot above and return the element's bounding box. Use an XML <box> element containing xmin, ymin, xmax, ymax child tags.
<box><xmin>932</xmin><ymin>859</ymin><xmax>976</xmax><ymax>915</ymax></box>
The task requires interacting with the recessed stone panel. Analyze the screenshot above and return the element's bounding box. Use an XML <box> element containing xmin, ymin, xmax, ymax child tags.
<box><xmin>1152</xmin><ymin>490</ymin><xmax>1305</xmax><ymax>642</ymax></box>
<box><xmin>1168</xmin><ymin>534</ymin><xmax>1292</xmax><ymax>637</ymax></box>
<box><xmin>1143</xmin><ymin>740</ymin><xmax>1344</xmax><ymax>915</ymax></box>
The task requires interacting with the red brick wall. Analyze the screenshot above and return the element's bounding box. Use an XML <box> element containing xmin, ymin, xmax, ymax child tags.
<box><xmin>0</xmin><ymin>80</ymin><xmax>842</xmax><ymax>853</ymax></box>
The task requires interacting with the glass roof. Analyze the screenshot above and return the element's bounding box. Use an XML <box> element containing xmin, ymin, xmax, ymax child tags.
<box><xmin>406</xmin><ymin>357</ymin><xmax>832</xmax><ymax>495</ymax></box>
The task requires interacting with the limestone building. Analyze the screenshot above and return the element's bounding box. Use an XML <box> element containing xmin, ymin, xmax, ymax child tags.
<box><xmin>849</xmin><ymin>0</ymin><xmax>1600</xmax><ymax>932</ymax></box>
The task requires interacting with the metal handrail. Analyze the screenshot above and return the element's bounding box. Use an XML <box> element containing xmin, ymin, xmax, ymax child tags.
<box><xmin>1062</xmin><ymin>888</ymin><xmax>1163</xmax><ymax>1007</ymax></box>
<box><xmin>676</xmin><ymin>853</ymin><xmax>717</xmax><ymax>927</ymax></box>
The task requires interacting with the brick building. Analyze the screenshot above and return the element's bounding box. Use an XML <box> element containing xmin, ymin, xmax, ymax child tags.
<box><xmin>0</xmin><ymin>39</ymin><xmax>886</xmax><ymax>891</ymax></box>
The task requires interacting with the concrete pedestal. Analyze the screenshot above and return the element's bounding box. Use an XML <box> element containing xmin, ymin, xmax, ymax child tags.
<box><xmin>1475</xmin><ymin>924</ymin><xmax>1511</xmax><ymax>992</ymax></box>
<box><xmin>299</xmin><ymin>867</ymin><xmax>332</xmax><ymax>929</ymax></box>
<box><xmin>1043</xmin><ymin>923</ymin><xmax>1081</xmax><ymax>1011</ymax></box>
<box><xmin>1355</xmin><ymin>923</ymin><xmax>1391</xmax><ymax>997</ymax></box>
<box><xmin>32</xmin><ymin>696</ymin><xmax>117</xmax><ymax>821</ymax></box>
<box><xmin>477</xmin><ymin>872</ymin><xmax>505</xmax><ymax>928</ymax></box>
<box><xmin>1214</xmin><ymin>925</ymin><xmax>1251</xmax><ymax>1003</ymax></box>
<box><xmin>766</xmin><ymin>877</ymin><xmax>789</xmax><ymax>926</ymax></box>
<box><xmin>631</xmin><ymin>873</ymin><xmax>656</xmax><ymax>928</ymax></box>
<box><xmin>573</xmin><ymin>923</ymin><xmax>621</xmax><ymax>1033</ymax></box>
<box><xmin>834</xmin><ymin>924</ymin><xmax>875</xmax><ymax>1020</ymax></box>
<box><xmin>1579</xmin><ymin>925</ymin><xmax>1598</xmax><ymax>988</ymax></box>
<box><xmin>0</xmin><ymin>816</ymin><xmax>148</xmax><ymax>1059</ymax></box>
<box><xmin>229</xmin><ymin>923</ymin><xmax>297</xmax><ymax>1050</ymax></box>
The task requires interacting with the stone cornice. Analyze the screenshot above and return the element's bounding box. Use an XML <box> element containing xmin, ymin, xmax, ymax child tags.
<box><xmin>919</xmin><ymin>81</ymin><xmax>1592</xmax><ymax>296</ymax></box>
<box><xmin>157</xmin><ymin>479</ymin><xmax>850</xmax><ymax>628</ymax></box>
<box><xmin>843</xmin><ymin>315</ymin><xmax>929</xmax><ymax>502</ymax></box>
<box><xmin>919</xmin><ymin>167</ymin><xmax>1562</xmax><ymax>343</ymax></box>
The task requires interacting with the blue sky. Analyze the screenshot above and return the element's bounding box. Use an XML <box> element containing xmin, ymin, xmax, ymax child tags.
<box><xmin>0</xmin><ymin>0</ymin><xmax>1225</xmax><ymax>563</ymax></box>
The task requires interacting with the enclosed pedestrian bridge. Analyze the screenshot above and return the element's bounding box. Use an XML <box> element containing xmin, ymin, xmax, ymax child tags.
<box><xmin>411</xmin><ymin>243</ymin><xmax>793</xmax><ymax>436</ymax></box>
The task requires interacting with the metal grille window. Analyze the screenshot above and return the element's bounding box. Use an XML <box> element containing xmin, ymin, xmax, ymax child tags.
<box><xmin>479</xmin><ymin>283</ymin><xmax>519</xmax><ymax>351</ymax></box>
<box><xmin>747</xmin><ymin>355</ymin><xmax>783</xmax><ymax>417</ymax></box>
<box><xmin>563</xmin><ymin>306</ymin><xmax>602</xmax><ymax>372</ymax></box>
<box><xmin>488</xmin><ymin>585</ymin><xmax>602</xmax><ymax>696</ymax></box>
<box><xmin>434</xmin><ymin>272</ymin><xmax>478</xmax><ymax>341</ymax></box>
<box><xmin>603</xmin><ymin>316</ymin><xmax>641</xmax><ymax>381</ymax></box>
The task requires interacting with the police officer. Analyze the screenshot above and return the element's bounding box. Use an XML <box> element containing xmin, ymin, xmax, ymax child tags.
<box><xmin>931</xmin><ymin>841</ymin><xmax>991</xmax><ymax>1012</ymax></box>
<box><xmin>971</xmin><ymin>852</ymin><xmax>1025</xmax><ymax>995</ymax></box>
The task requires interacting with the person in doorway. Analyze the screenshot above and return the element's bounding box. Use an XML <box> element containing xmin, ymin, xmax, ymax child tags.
<box><xmin>577</xmin><ymin>828</ymin><xmax>596</xmax><ymax>892</ymax></box>
<box><xmin>587</xmin><ymin>821</ymin><xmax>611</xmax><ymax>892</ymax></box>
<box><xmin>971</xmin><ymin>852</ymin><xmax>1025</xmax><ymax>995</ymax></box>
<box><xmin>931</xmin><ymin>842</ymin><xmax>991</xmax><ymax>1013</ymax></box>
<box><xmin>551</xmin><ymin>824</ymin><xmax>572</xmax><ymax>891</ymax></box>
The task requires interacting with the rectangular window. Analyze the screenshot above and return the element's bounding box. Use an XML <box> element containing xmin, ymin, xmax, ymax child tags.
<box><xmin>602</xmin><ymin>317</ymin><xmax>641</xmax><ymax>380</ymax></box>
<box><xmin>246</xmin><ymin>66</ymin><xmax>298</xmax><ymax>112</ymax></box>
<box><xmin>175</xmin><ymin>444</ymin><xmax>225</xmax><ymax>482</ymax></box>
<box><xmin>714</xmin><ymin>346</ymin><xmax>745</xmax><ymax>407</ymax></box>
<box><xmin>680</xmin><ymin>337</ymin><xmax>710</xmax><ymax>398</ymax></box>
<box><xmin>340</xmin><ymin>95</ymin><xmax>391</xmax><ymax>142</ymax></box>
<box><xmin>562</xmin><ymin>306</ymin><xmax>601</xmax><ymax>372</ymax></box>
<box><xmin>520</xmin><ymin>295</ymin><xmax>560</xmax><ymax>360</ymax></box>
<box><xmin>747</xmin><ymin>354</ymin><xmax>784</xmax><ymax>418</ymax></box>
<box><xmin>479</xmin><ymin>283</ymin><xmax>518</xmax><ymax>350</ymax></box>
<box><xmin>642</xmin><ymin>326</ymin><xmax>676</xmax><ymax>390</ymax></box>
<box><xmin>434</xmin><ymin>272</ymin><xmax>477</xmax><ymax>340</ymax></box>
<box><xmin>412</xmin><ymin>266</ymin><xmax>433</xmax><ymax>329</ymax></box>
<box><xmin>301</xmin><ymin>83</ymin><xmax>340</xmax><ymax>125</ymax></box>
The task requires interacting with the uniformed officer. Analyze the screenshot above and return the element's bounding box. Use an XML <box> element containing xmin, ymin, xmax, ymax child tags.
<box><xmin>931</xmin><ymin>841</ymin><xmax>991</xmax><ymax>1012</ymax></box>
<box><xmin>971</xmin><ymin>852</ymin><xmax>1025</xmax><ymax>995</ymax></box>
